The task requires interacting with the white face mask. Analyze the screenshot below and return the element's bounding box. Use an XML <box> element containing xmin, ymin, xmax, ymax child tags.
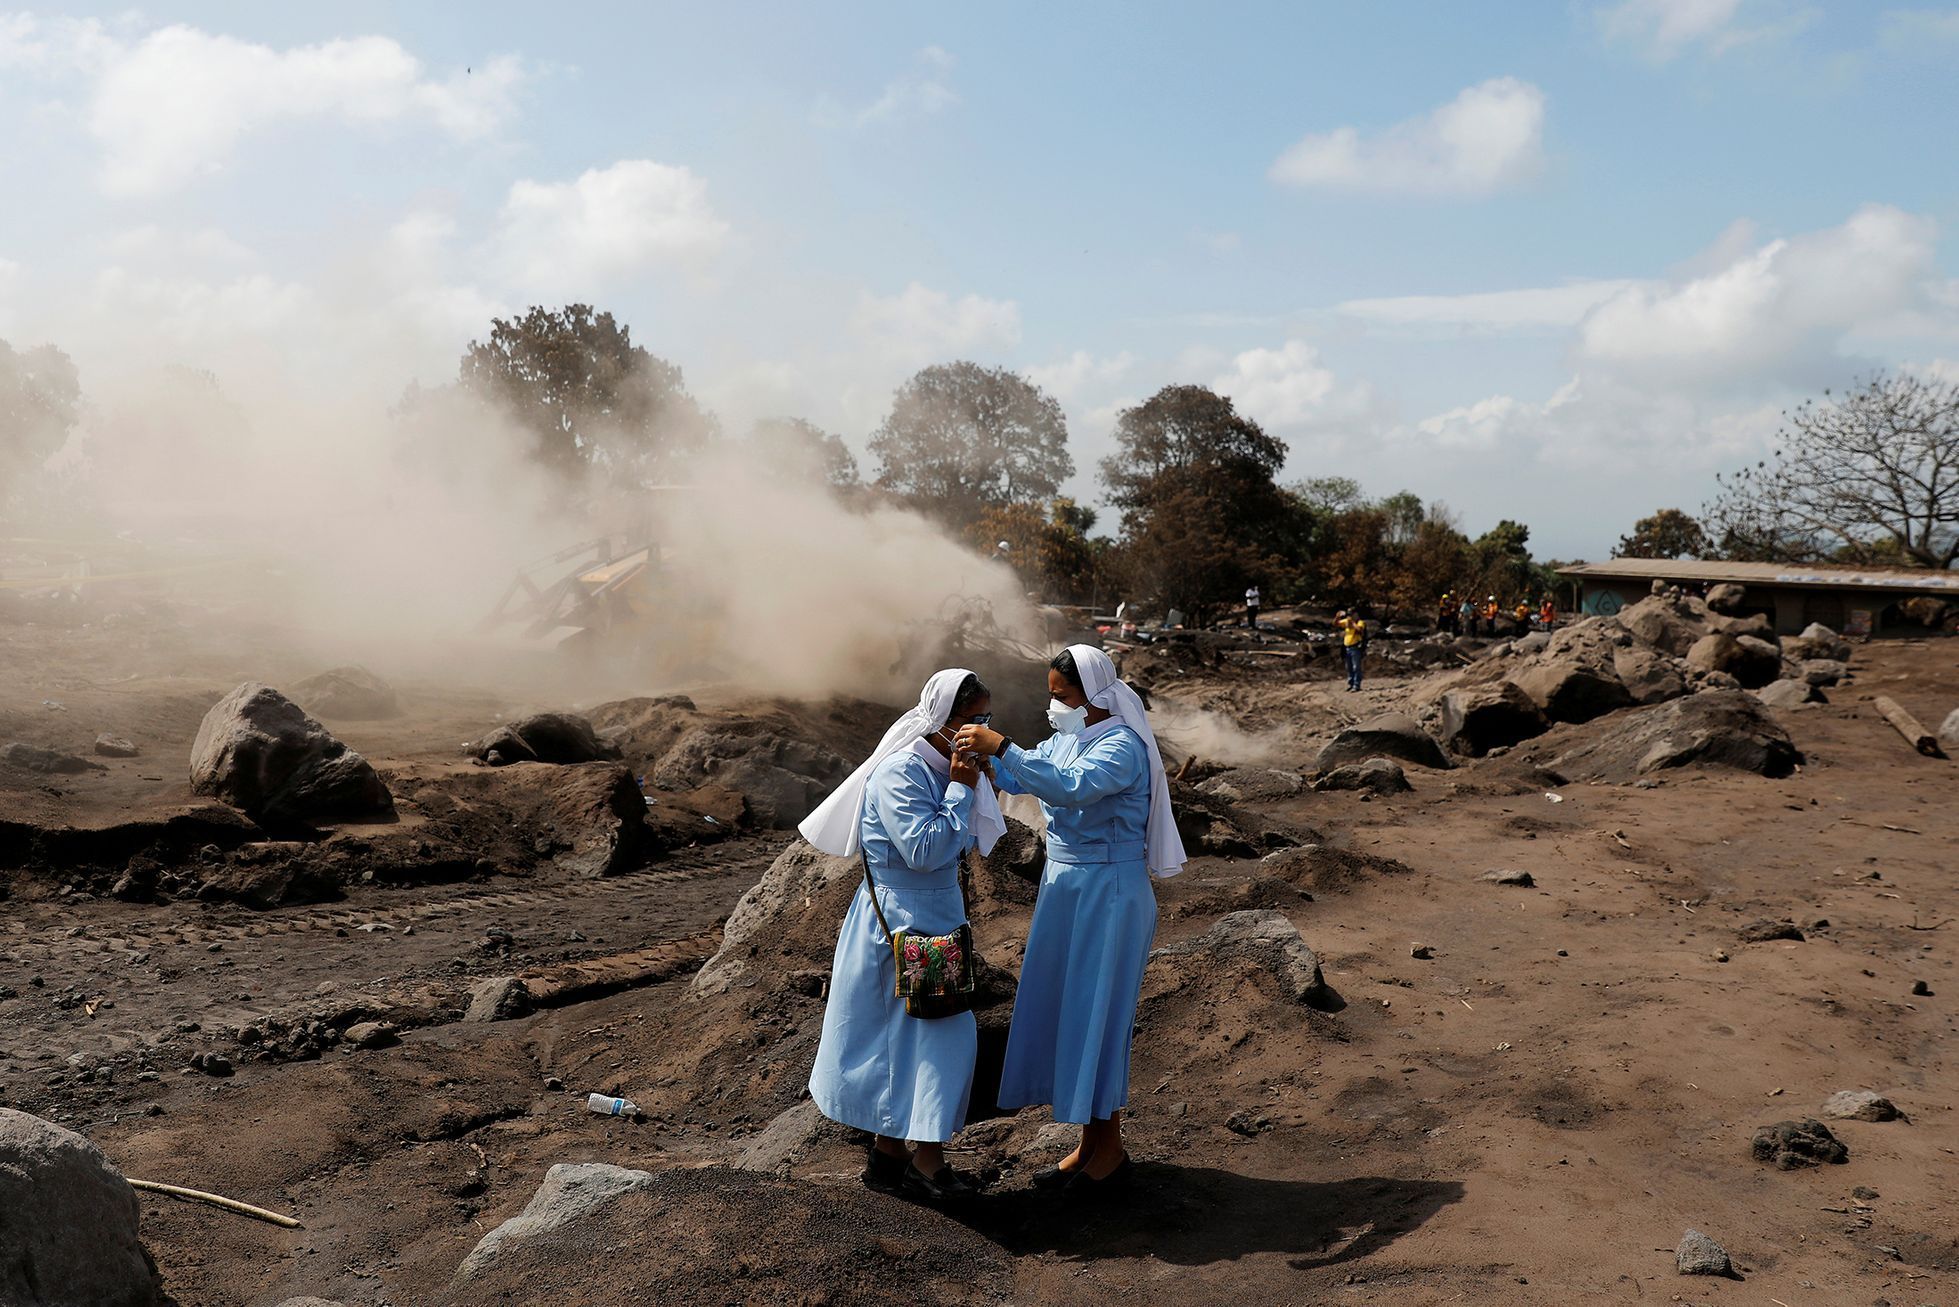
<box><xmin>1047</xmin><ymin>698</ymin><xmax>1089</xmax><ymax>735</ymax></box>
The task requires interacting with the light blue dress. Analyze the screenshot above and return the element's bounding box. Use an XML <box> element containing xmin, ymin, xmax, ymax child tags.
<box><xmin>991</xmin><ymin>720</ymin><xmax>1157</xmax><ymax>1124</ymax></box>
<box><xmin>808</xmin><ymin>741</ymin><xmax>978</xmax><ymax>1143</ymax></box>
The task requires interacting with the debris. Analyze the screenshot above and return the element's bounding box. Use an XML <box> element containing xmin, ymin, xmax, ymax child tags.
<box><xmin>1751</xmin><ymin>1118</ymin><xmax>1847</xmax><ymax>1169</ymax></box>
<box><xmin>586</xmin><ymin>1094</ymin><xmax>639</xmax><ymax>1117</ymax></box>
<box><xmin>1737</xmin><ymin>919</ymin><xmax>1804</xmax><ymax>943</ymax></box>
<box><xmin>93</xmin><ymin>733</ymin><xmax>140</xmax><ymax>757</ymax></box>
<box><xmin>1911</xmin><ymin>979</ymin><xmax>1932</xmax><ymax>997</ymax></box>
<box><xmin>128</xmin><ymin>1177</ymin><xmax>302</xmax><ymax>1228</ymax></box>
<box><xmin>1480</xmin><ymin>868</ymin><xmax>1535</xmax><ymax>887</ymax></box>
<box><xmin>1312</xmin><ymin>758</ymin><xmax>1411</xmax><ymax>794</ymax></box>
<box><xmin>1411</xmin><ymin>944</ymin><xmax>1434</xmax><ymax>960</ymax></box>
<box><xmin>341</xmin><ymin>1022</ymin><xmax>397</xmax><ymax>1050</ymax></box>
<box><xmin>465</xmin><ymin>976</ymin><xmax>534</xmax><ymax>1023</ymax></box>
<box><xmin>1871</xmin><ymin>694</ymin><xmax>1943</xmax><ymax>757</ymax></box>
<box><xmin>1544</xmin><ymin>792</ymin><xmax>1564</xmax><ymax>803</ymax></box>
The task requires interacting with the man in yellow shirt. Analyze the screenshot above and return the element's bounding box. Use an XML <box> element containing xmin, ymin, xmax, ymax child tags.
<box><xmin>1335</xmin><ymin>610</ymin><xmax>1367</xmax><ymax>691</ymax></box>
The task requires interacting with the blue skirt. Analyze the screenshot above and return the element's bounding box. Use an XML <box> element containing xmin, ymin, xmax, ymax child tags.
<box><xmin>808</xmin><ymin>881</ymin><xmax>977</xmax><ymax>1143</ymax></box>
<box><xmin>997</xmin><ymin>858</ymin><xmax>1157</xmax><ymax>1124</ymax></box>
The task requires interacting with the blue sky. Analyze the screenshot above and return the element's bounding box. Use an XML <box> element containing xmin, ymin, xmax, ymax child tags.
<box><xmin>2</xmin><ymin>1</ymin><xmax>1956</xmax><ymax>557</ymax></box>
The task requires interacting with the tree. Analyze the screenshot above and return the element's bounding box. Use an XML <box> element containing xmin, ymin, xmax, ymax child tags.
<box><xmin>458</xmin><ymin>304</ymin><xmax>714</xmax><ymax>482</ymax></box>
<box><xmin>747</xmin><ymin>417</ymin><xmax>859</xmax><ymax>492</ymax></box>
<box><xmin>1470</xmin><ymin>519</ymin><xmax>1548</xmax><ymax>601</ymax></box>
<box><xmin>870</xmin><ymin>362</ymin><xmax>1071</xmax><ymax>528</ymax></box>
<box><xmin>1101</xmin><ymin>384</ymin><xmax>1286</xmax><ymax>511</ymax></box>
<box><xmin>966</xmin><ymin>498</ymin><xmax>1098</xmax><ymax>602</ymax></box>
<box><xmin>1100</xmin><ymin>385</ymin><xmax>1303</xmax><ymax>622</ymax></box>
<box><xmin>1614</xmin><ymin>508</ymin><xmax>1711</xmax><ymax>560</ymax></box>
<box><xmin>1704</xmin><ymin>371</ymin><xmax>1959</xmax><ymax>569</ymax></box>
<box><xmin>0</xmin><ymin>339</ymin><xmax>80</xmax><ymax>498</ymax></box>
<box><xmin>1292</xmin><ymin>475</ymin><xmax>1365</xmax><ymax>515</ymax></box>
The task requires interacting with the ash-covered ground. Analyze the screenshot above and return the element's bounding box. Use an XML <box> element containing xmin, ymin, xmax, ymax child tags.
<box><xmin>2</xmin><ymin>584</ymin><xmax>1955</xmax><ymax>1306</ymax></box>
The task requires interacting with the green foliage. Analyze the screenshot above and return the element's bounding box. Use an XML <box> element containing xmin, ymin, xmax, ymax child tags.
<box><xmin>870</xmin><ymin>362</ymin><xmax>1072</xmax><ymax>529</ymax></box>
<box><xmin>459</xmin><ymin>304</ymin><xmax>715</xmax><ymax>482</ymax></box>
<box><xmin>1614</xmin><ymin>508</ymin><xmax>1711</xmax><ymax>560</ymax></box>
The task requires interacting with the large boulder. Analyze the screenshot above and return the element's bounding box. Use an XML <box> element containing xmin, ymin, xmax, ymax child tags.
<box><xmin>1800</xmin><ymin>659</ymin><xmax>1849</xmax><ymax>688</ymax></box>
<box><xmin>0</xmin><ymin>1109</ymin><xmax>160</xmax><ymax>1307</ymax></box>
<box><xmin>1620</xmin><ymin>594</ymin><xmax>1711</xmax><ymax>657</ymax></box>
<box><xmin>1312</xmin><ymin>712</ymin><xmax>1452</xmax><ymax>772</ymax></box>
<box><xmin>1551</xmin><ymin>690</ymin><xmax>1800</xmax><ymax>783</ymax></box>
<box><xmin>456</xmin><ymin>1163</ymin><xmax>658</xmax><ymax>1282</ymax></box>
<box><xmin>190</xmin><ymin>683</ymin><xmax>393</xmax><ymax>827</ymax></box>
<box><xmin>474</xmin><ymin>712</ymin><xmax>621</xmax><ymax>766</ymax></box>
<box><xmin>1197</xmin><ymin>768</ymin><xmax>1306</xmax><ymax>803</ymax></box>
<box><xmin>1686</xmin><ymin>633</ymin><xmax>1780</xmax><ymax>689</ymax></box>
<box><xmin>690</xmin><ymin>840</ymin><xmax>858</xmax><ymax>997</ymax></box>
<box><xmin>1152</xmin><ymin>909</ymin><xmax>1336</xmax><ymax>1009</ymax></box>
<box><xmin>290</xmin><ymin>665</ymin><xmax>398</xmax><ymax>719</ymax></box>
<box><xmin>1705</xmin><ymin>583</ymin><xmax>1746</xmax><ymax>615</ymax></box>
<box><xmin>1439</xmin><ymin>682</ymin><xmax>1547</xmax><ymax>757</ymax></box>
<box><xmin>1612</xmin><ymin>645</ymin><xmax>1687</xmax><ymax>705</ymax></box>
<box><xmin>1755</xmin><ymin>679</ymin><xmax>1821</xmax><ymax>709</ymax></box>
<box><xmin>1312</xmin><ymin>758</ymin><xmax>1411</xmax><ymax>794</ymax></box>
<box><xmin>1509</xmin><ymin>658</ymin><xmax>1635</xmax><ymax>724</ymax></box>
<box><xmin>1786</xmin><ymin>623</ymin><xmax>1852</xmax><ymax>662</ymax></box>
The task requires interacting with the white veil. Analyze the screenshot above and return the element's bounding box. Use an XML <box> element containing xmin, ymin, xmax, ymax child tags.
<box><xmin>1066</xmin><ymin>643</ymin><xmax>1187</xmax><ymax>879</ymax></box>
<box><xmin>798</xmin><ymin>667</ymin><xmax>1006</xmax><ymax>858</ymax></box>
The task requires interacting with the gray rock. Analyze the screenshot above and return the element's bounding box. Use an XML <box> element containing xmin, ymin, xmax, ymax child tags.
<box><xmin>1550</xmin><ymin>690</ymin><xmax>1800</xmax><ymax>783</ymax></box>
<box><xmin>732</xmin><ymin>1099</ymin><xmax>852</xmax><ymax>1174</ymax></box>
<box><xmin>2</xmin><ymin>742</ymin><xmax>106</xmax><ymax>774</ymax></box>
<box><xmin>93</xmin><ymin>734</ymin><xmax>141</xmax><ymax>758</ymax></box>
<box><xmin>1153</xmin><ymin>910</ymin><xmax>1335</xmax><ymax>1009</ymax></box>
<box><xmin>342</xmin><ymin>1021</ymin><xmax>397</xmax><ymax>1049</ymax></box>
<box><xmin>1512</xmin><ymin>630</ymin><xmax>1551</xmax><ymax>654</ymax></box>
<box><xmin>464</xmin><ymin>976</ymin><xmax>533</xmax><ymax>1023</ymax></box>
<box><xmin>1439</xmin><ymin>681</ymin><xmax>1547</xmax><ymax>757</ymax></box>
<box><xmin>1686</xmin><ymin>632</ymin><xmax>1780</xmax><ymax>689</ymax></box>
<box><xmin>1312</xmin><ymin>712</ymin><xmax>1452</xmax><ymax>772</ymax></box>
<box><xmin>189</xmin><ymin>683</ymin><xmax>393</xmax><ymax>827</ymax></box>
<box><xmin>290</xmin><ymin>665</ymin><xmax>399</xmax><ymax>719</ymax></box>
<box><xmin>1198</xmin><ymin>767</ymin><xmax>1306</xmax><ymax>803</ymax></box>
<box><xmin>691</xmin><ymin>841</ymin><xmax>857</xmax><ymax>996</ymax></box>
<box><xmin>1940</xmin><ymin>707</ymin><xmax>1959</xmax><ymax>752</ymax></box>
<box><xmin>1756</xmin><ymin>679</ymin><xmax>1820</xmax><ymax>709</ymax></box>
<box><xmin>1676</xmin><ymin>1229</ymin><xmax>1732</xmax><ymax>1276</ymax></box>
<box><xmin>1480</xmin><ymin>868</ymin><xmax>1535</xmax><ymax>887</ymax></box>
<box><xmin>1612</xmin><ymin>645</ymin><xmax>1687</xmax><ymax>705</ymax></box>
<box><xmin>1705</xmin><ymin>583</ymin><xmax>1746</xmax><ymax>615</ymax></box>
<box><xmin>0</xmin><ymin>1108</ymin><xmax>159</xmax><ymax>1306</ymax></box>
<box><xmin>1801</xmin><ymin>658</ymin><xmax>1849</xmax><ymax>688</ymax></box>
<box><xmin>473</xmin><ymin>712</ymin><xmax>622</xmax><ymax>766</ymax></box>
<box><xmin>455</xmin><ymin>1162</ymin><xmax>658</xmax><ymax>1282</ymax></box>
<box><xmin>1313</xmin><ymin>757</ymin><xmax>1411</xmax><ymax>794</ymax></box>
<box><xmin>1509</xmin><ymin>657</ymin><xmax>1635</xmax><ymax>724</ymax></box>
<box><xmin>1751</xmin><ymin>1117</ymin><xmax>1847</xmax><ymax>1169</ymax></box>
<box><xmin>1794</xmin><ymin>622</ymin><xmax>1853</xmax><ymax>662</ymax></box>
<box><xmin>1621</xmin><ymin>594</ymin><xmax>1712</xmax><ymax>657</ymax></box>
<box><xmin>1820</xmin><ymin>1090</ymin><xmax>1900</xmax><ymax>1122</ymax></box>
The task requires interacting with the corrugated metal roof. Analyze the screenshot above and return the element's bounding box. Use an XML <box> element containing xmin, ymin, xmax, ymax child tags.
<box><xmin>1557</xmin><ymin>557</ymin><xmax>1959</xmax><ymax>593</ymax></box>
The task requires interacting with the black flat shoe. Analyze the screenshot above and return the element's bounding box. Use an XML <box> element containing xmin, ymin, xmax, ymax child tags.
<box><xmin>903</xmin><ymin>1163</ymin><xmax>977</xmax><ymax>1203</ymax></box>
<box><xmin>1063</xmin><ymin>1152</ymin><xmax>1132</xmax><ymax>1194</ymax></box>
<box><xmin>863</xmin><ymin>1147</ymin><xmax>909</xmax><ymax>1194</ymax></box>
<box><xmin>1031</xmin><ymin>1161</ymin><xmax>1082</xmax><ymax>1191</ymax></box>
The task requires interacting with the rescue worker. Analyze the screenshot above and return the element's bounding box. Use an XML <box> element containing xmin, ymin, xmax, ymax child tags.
<box><xmin>1335</xmin><ymin>610</ymin><xmax>1367</xmax><ymax>691</ymax></box>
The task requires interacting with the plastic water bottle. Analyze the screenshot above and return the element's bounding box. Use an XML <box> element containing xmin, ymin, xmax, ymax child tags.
<box><xmin>586</xmin><ymin>1093</ymin><xmax>637</xmax><ymax>1117</ymax></box>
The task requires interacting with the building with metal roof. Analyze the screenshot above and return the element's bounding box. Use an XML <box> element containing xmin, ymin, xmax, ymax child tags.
<box><xmin>1557</xmin><ymin>558</ymin><xmax>1959</xmax><ymax>636</ymax></box>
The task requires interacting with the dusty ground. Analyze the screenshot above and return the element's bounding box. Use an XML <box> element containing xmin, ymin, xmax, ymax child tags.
<box><xmin>2</xmin><ymin>588</ymin><xmax>1955</xmax><ymax>1305</ymax></box>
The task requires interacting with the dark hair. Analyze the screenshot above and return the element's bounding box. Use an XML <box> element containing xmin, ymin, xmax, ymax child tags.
<box><xmin>951</xmin><ymin>673</ymin><xmax>989</xmax><ymax>714</ymax></box>
<box><xmin>1049</xmin><ymin>649</ymin><xmax>1083</xmax><ymax>692</ymax></box>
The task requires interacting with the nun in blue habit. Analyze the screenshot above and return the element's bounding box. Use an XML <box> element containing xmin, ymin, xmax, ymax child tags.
<box><xmin>956</xmin><ymin>643</ymin><xmax>1185</xmax><ymax>1193</ymax></box>
<box><xmin>801</xmin><ymin>668</ymin><xmax>1006</xmax><ymax>1203</ymax></box>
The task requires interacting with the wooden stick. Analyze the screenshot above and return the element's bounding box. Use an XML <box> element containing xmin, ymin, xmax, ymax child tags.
<box><xmin>128</xmin><ymin>1178</ymin><xmax>302</xmax><ymax>1229</ymax></box>
<box><xmin>1872</xmin><ymin>695</ymin><xmax>1943</xmax><ymax>757</ymax></box>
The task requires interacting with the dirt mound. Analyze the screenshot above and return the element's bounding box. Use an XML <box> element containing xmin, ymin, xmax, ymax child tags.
<box><xmin>435</xmin><ymin>1165</ymin><xmax>1013</xmax><ymax>1305</ymax></box>
<box><xmin>1255</xmin><ymin>843</ymin><xmax>1414</xmax><ymax>894</ymax></box>
<box><xmin>289</xmin><ymin>666</ymin><xmax>399</xmax><ymax>720</ymax></box>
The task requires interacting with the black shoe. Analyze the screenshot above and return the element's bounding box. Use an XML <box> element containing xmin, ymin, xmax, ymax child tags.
<box><xmin>1063</xmin><ymin>1152</ymin><xmax>1132</xmax><ymax>1195</ymax></box>
<box><xmin>903</xmin><ymin>1162</ymin><xmax>977</xmax><ymax>1203</ymax></box>
<box><xmin>863</xmin><ymin>1146</ymin><xmax>908</xmax><ymax>1194</ymax></box>
<box><xmin>1031</xmin><ymin>1161</ymin><xmax>1082</xmax><ymax>1191</ymax></box>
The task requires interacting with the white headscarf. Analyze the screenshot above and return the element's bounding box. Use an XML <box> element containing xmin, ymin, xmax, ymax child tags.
<box><xmin>1066</xmin><ymin>643</ymin><xmax>1187</xmax><ymax>879</ymax></box>
<box><xmin>798</xmin><ymin>668</ymin><xmax>1007</xmax><ymax>859</ymax></box>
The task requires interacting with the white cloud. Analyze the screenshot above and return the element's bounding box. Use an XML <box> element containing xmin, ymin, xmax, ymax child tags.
<box><xmin>1024</xmin><ymin>350</ymin><xmax>1135</xmax><ymax>401</ymax></box>
<box><xmin>492</xmin><ymin>159</ymin><xmax>730</xmax><ymax>290</ymax></box>
<box><xmin>1268</xmin><ymin>77</ymin><xmax>1545</xmax><ymax>196</ymax></box>
<box><xmin>1339</xmin><ymin>280</ymin><xmax>1638</xmax><ymax>334</ymax></box>
<box><xmin>1211</xmin><ymin>340</ymin><xmax>1375</xmax><ymax>433</ymax></box>
<box><xmin>0</xmin><ymin>16</ymin><xmax>522</xmax><ymax>195</ymax></box>
<box><xmin>1578</xmin><ymin>204</ymin><xmax>1939</xmax><ymax>382</ymax></box>
<box><xmin>820</xmin><ymin>46</ymin><xmax>957</xmax><ymax>128</ymax></box>
<box><xmin>1596</xmin><ymin>0</ymin><xmax>1814</xmax><ymax>58</ymax></box>
<box><xmin>850</xmin><ymin>282</ymin><xmax>1021</xmax><ymax>365</ymax></box>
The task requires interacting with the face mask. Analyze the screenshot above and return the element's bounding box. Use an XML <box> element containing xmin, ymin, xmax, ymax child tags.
<box><xmin>1047</xmin><ymin>699</ymin><xmax>1089</xmax><ymax>735</ymax></box>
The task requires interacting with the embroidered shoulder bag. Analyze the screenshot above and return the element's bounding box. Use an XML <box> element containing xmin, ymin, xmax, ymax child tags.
<box><xmin>859</xmin><ymin>845</ymin><xmax>978</xmax><ymax>1020</ymax></box>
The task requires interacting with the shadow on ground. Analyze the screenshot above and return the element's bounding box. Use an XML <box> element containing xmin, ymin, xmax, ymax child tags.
<box><xmin>959</xmin><ymin>1163</ymin><xmax>1464</xmax><ymax>1270</ymax></box>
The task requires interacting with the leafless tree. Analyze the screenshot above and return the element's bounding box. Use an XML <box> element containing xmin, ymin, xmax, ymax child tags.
<box><xmin>1706</xmin><ymin>372</ymin><xmax>1959</xmax><ymax>569</ymax></box>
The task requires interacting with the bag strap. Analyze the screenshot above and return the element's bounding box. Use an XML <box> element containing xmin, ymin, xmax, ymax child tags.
<box><xmin>858</xmin><ymin>842</ymin><xmax>898</xmax><ymax>944</ymax></box>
